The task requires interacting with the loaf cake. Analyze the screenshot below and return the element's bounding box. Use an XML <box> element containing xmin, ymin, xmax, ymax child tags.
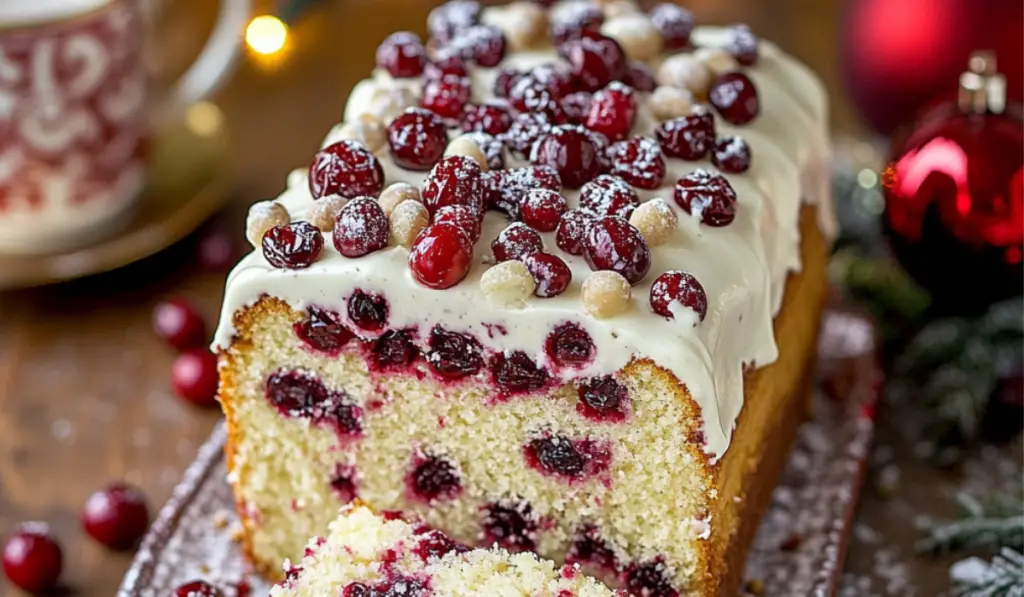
<box><xmin>213</xmin><ymin>1</ymin><xmax>834</xmax><ymax>595</ymax></box>
<box><xmin>271</xmin><ymin>504</ymin><xmax>618</xmax><ymax>597</ymax></box>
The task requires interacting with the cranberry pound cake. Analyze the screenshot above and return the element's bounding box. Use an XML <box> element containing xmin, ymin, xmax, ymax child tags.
<box><xmin>271</xmin><ymin>504</ymin><xmax>618</xmax><ymax>597</ymax></box>
<box><xmin>213</xmin><ymin>1</ymin><xmax>834</xmax><ymax>595</ymax></box>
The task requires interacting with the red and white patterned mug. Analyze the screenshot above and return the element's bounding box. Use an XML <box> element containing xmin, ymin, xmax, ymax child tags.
<box><xmin>0</xmin><ymin>0</ymin><xmax>250</xmax><ymax>254</ymax></box>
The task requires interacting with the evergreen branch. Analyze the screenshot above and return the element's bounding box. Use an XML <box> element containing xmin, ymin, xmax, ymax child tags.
<box><xmin>918</xmin><ymin>492</ymin><xmax>1024</xmax><ymax>556</ymax></box>
<box><xmin>952</xmin><ymin>548</ymin><xmax>1024</xmax><ymax>597</ymax></box>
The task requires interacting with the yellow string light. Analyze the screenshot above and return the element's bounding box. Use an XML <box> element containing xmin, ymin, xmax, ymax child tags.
<box><xmin>245</xmin><ymin>15</ymin><xmax>289</xmax><ymax>56</ymax></box>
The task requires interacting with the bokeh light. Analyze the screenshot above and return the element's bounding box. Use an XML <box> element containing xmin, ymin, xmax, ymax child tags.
<box><xmin>245</xmin><ymin>15</ymin><xmax>288</xmax><ymax>56</ymax></box>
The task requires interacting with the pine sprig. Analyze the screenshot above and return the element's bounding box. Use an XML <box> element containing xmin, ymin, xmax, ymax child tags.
<box><xmin>918</xmin><ymin>494</ymin><xmax>1024</xmax><ymax>556</ymax></box>
<box><xmin>951</xmin><ymin>548</ymin><xmax>1024</xmax><ymax>597</ymax></box>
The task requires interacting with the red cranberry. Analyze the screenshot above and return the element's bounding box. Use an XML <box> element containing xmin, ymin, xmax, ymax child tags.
<box><xmin>422</xmin><ymin>74</ymin><xmax>471</xmax><ymax>120</ymax></box>
<box><xmin>525</xmin><ymin>436</ymin><xmax>610</xmax><ymax>479</ymax></box>
<box><xmin>491</xmin><ymin>351</ymin><xmax>550</xmax><ymax>394</ymax></box>
<box><xmin>266</xmin><ymin>369</ymin><xmax>325</xmax><ymax>417</ymax></box>
<box><xmin>388</xmin><ymin>107</ymin><xmax>448</xmax><ymax>170</ymax></box>
<box><xmin>262</xmin><ymin>221</ymin><xmax>324</xmax><ymax>269</ymax></box>
<box><xmin>428</xmin><ymin>0</ymin><xmax>481</xmax><ymax>43</ymax></box>
<box><xmin>294</xmin><ymin>307</ymin><xmax>353</xmax><ymax>354</ymax></box>
<box><xmin>408</xmin><ymin>454</ymin><xmax>463</xmax><ymax>503</ymax></box>
<box><xmin>625</xmin><ymin>558</ymin><xmax>679</xmax><ymax>597</ymax></box>
<box><xmin>434</xmin><ymin>204</ymin><xmax>483</xmax><ymax>243</ymax></box>
<box><xmin>309</xmin><ymin>140</ymin><xmax>385</xmax><ymax>199</ymax></box>
<box><xmin>509</xmin><ymin>78</ymin><xmax>564</xmax><ymax>122</ymax></box>
<box><xmin>585</xmin><ymin>82</ymin><xmax>636</xmax><ymax>142</ymax></box>
<box><xmin>502</xmin><ymin>112</ymin><xmax>552</xmax><ymax>158</ymax></box>
<box><xmin>376</xmin><ymin>32</ymin><xmax>426</xmax><ymax>77</ymax></box>
<box><xmin>412</xmin><ymin>530</ymin><xmax>462</xmax><ymax>562</ymax></box>
<box><xmin>673</xmin><ymin>169</ymin><xmax>738</xmax><ymax>226</ymax></box>
<box><xmin>551</xmin><ymin>2</ymin><xmax>603</xmax><ymax>44</ymax></box>
<box><xmin>655</xmin><ymin>106</ymin><xmax>716</xmax><ymax>160</ymax></box>
<box><xmin>460</xmin><ymin>103</ymin><xmax>513</xmax><ymax>135</ymax></box>
<box><xmin>342</xmin><ymin>583</ymin><xmax>370</xmax><ymax>597</ymax></box>
<box><xmin>369</xmin><ymin>329</ymin><xmax>418</xmax><ymax>370</ymax></box>
<box><xmin>462</xmin><ymin>131</ymin><xmax>506</xmax><ymax>170</ymax></box>
<box><xmin>422</xmin><ymin>155</ymin><xmax>484</xmax><ymax>217</ymax></box>
<box><xmin>494</xmin><ymin>67</ymin><xmax>522</xmax><ymax>98</ymax></box>
<box><xmin>708</xmin><ymin>72</ymin><xmax>760</xmax><ymax>125</ymax></box>
<box><xmin>561</xmin><ymin>33</ymin><xmax>626</xmax><ymax>92</ymax></box>
<box><xmin>583</xmin><ymin>216</ymin><xmax>651</xmax><ymax>284</ymax></box>
<box><xmin>482</xmin><ymin>502</ymin><xmax>537</xmax><ymax>551</ymax></box>
<box><xmin>576</xmin><ymin>376</ymin><xmax>629</xmax><ymax>422</ymax></box>
<box><xmin>623</xmin><ymin>61</ymin><xmax>656</xmax><ymax>92</ymax></box>
<box><xmin>409</xmin><ymin>223</ymin><xmax>474</xmax><ymax>289</ymax></box>
<box><xmin>482</xmin><ymin>165</ymin><xmax>561</xmax><ymax>218</ymax></box>
<box><xmin>195</xmin><ymin>229</ymin><xmax>238</xmax><ymax>273</ymax></box>
<box><xmin>650</xmin><ymin>3</ymin><xmax>694</xmax><ymax>49</ymax></box>
<box><xmin>545</xmin><ymin>322</ymin><xmax>595</xmax><ymax>368</ymax></box>
<box><xmin>725</xmin><ymin>24</ymin><xmax>759</xmax><ymax>65</ymax></box>
<box><xmin>372</xmin><ymin>576</ymin><xmax>428</xmax><ymax>597</ymax></box>
<box><xmin>555</xmin><ymin>209</ymin><xmax>595</xmax><ymax>255</ymax></box>
<box><xmin>449</xmin><ymin>25</ymin><xmax>507</xmax><ymax>67</ymax></box>
<box><xmin>521</xmin><ymin>253</ymin><xmax>572</xmax><ymax>298</ymax></box>
<box><xmin>650</xmin><ymin>270</ymin><xmax>708</xmax><ymax>321</ymax></box>
<box><xmin>331</xmin><ymin>465</ymin><xmax>358</xmax><ymax>503</ymax></box>
<box><xmin>520</xmin><ymin>189</ymin><xmax>568</xmax><ymax>232</ymax></box>
<box><xmin>427</xmin><ymin>326</ymin><xmax>483</xmax><ymax>379</ymax></box>
<box><xmin>425</xmin><ymin>53</ymin><xmax>469</xmax><ymax>79</ymax></box>
<box><xmin>172</xmin><ymin>581</ymin><xmax>224</xmax><ymax>597</ymax></box>
<box><xmin>152</xmin><ymin>298</ymin><xmax>206</xmax><ymax>351</ymax></box>
<box><xmin>580</xmin><ymin>174</ymin><xmax>640</xmax><ymax>219</ymax></box>
<box><xmin>532</xmin><ymin>125</ymin><xmax>602</xmax><ymax>189</ymax></box>
<box><xmin>560</xmin><ymin>92</ymin><xmax>592</xmax><ymax>125</ymax></box>
<box><xmin>347</xmin><ymin>290</ymin><xmax>389</xmax><ymax>332</ymax></box>
<box><xmin>492</xmin><ymin>222</ymin><xmax>543</xmax><ymax>262</ymax></box>
<box><xmin>333</xmin><ymin>198</ymin><xmax>389</xmax><ymax>257</ymax></box>
<box><xmin>606</xmin><ymin>137</ymin><xmax>666</xmax><ymax>190</ymax></box>
<box><xmin>711</xmin><ymin>135</ymin><xmax>752</xmax><ymax>173</ymax></box>
<box><xmin>82</xmin><ymin>483</ymin><xmax>149</xmax><ymax>551</ymax></box>
<box><xmin>566</xmin><ymin>525</ymin><xmax>618</xmax><ymax>572</ymax></box>
<box><xmin>2</xmin><ymin>524</ymin><xmax>62</xmax><ymax>593</ymax></box>
<box><xmin>171</xmin><ymin>349</ymin><xmax>219</xmax><ymax>407</ymax></box>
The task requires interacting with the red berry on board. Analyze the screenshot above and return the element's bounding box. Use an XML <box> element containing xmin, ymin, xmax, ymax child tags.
<box><xmin>153</xmin><ymin>298</ymin><xmax>206</xmax><ymax>351</ymax></box>
<box><xmin>333</xmin><ymin>198</ymin><xmax>389</xmax><ymax>257</ymax></box>
<box><xmin>171</xmin><ymin>349</ymin><xmax>220</xmax><ymax>407</ymax></box>
<box><xmin>387</xmin><ymin>107</ymin><xmax>449</xmax><ymax>171</ymax></box>
<box><xmin>650</xmin><ymin>270</ymin><xmax>708</xmax><ymax>321</ymax></box>
<box><xmin>708</xmin><ymin>72</ymin><xmax>760</xmax><ymax>125</ymax></box>
<box><xmin>376</xmin><ymin>31</ymin><xmax>426</xmax><ymax>78</ymax></box>
<box><xmin>2</xmin><ymin>524</ymin><xmax>62</xmax><ymax>593</ymax></box>
<box><xmin>262</xmin><ymin>221</ymin><xmax>324</xmax><ymax>270</ymax></box>
<box><xmin>674</xmin><ymin>169</ymin><xmax>738</xmax><ymax>227</ymax></box>
<box><xmin>309</xmin><ymin>140</ymin><xmax>385</xmax><ymax>199</ymax></box>
<box><xmin>409</xmin><ymin>223</ymin><xmax>474</xmax><ymax>289</ymax></box>
<box><xmin>82</xmin><ymin>484</ymin><xmax>150</xmax><ymax>551</ymax></box>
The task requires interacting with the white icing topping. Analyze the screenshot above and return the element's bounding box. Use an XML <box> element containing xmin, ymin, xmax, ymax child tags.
<box><xmin>213</xmin><ymin>12</ymin><xmax>833</xmax><ymax>463</ymax></box>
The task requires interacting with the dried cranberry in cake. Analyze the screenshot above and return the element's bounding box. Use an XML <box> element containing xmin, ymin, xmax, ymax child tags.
<box><xmin>421</xmin><ymin>155</ymin><xmax>484</xmax><ymax>217</ymax></box>
<box><xmin>545</xmin><ymin>322</ymin><xmax>595</xmax><ymax>368</ymax></box>
<box><xmin>585</xmin><ymin>82</ymin><xmax>636</xmax><ymax>142</ymax></box>
<box><xmin>309</xmin><ymin>140</ymin><xmax>385</xmax><ymax>199</ymax></box>
<box><xmin>673</xmin><ymin>169</ymin><xmax>738</xmax><ymax>226</ymax></box>
<box><xmin>334</xmin><ymin>198</ymin><xmax>389</xmax><ymax>257</ymax></box>
<box><xmin>434</xmin><ymin>204</ymin><xmax>483</xmax><ymax>243</ymax></box>
<box><xmin>576</xmin><ymin>376</ymin><xmax>629</xmax><ymax>422</ymax></box>
<box><xmin>377</xmin><ymin>576</ymin><xmax>429</xmax><ymax>597</ymax></box>
<box><xmin>550</xmin><ymin>2</ymin><xmax>603</xmax><ymax>45</ymax></box>
<box><xmin>711</xmin><ymin>135</ymin><xmax>751</xmax><ymax>173</ymax></box>
<box><xmin>408</xmin><ymin>453</ymin><xmax>463</xmax><ymax>503</ymax></box>
<box><xmin>532</xmin><ymin>125</ymin><xmax>602</xmax><ymax>189</ymax></box>
<box><xmin>413</xmin><ymin>529</ymin><xmax>459</xmax><ymax>562</ymax></box>
<box><xmin>555</xmin><ymin>209</ymin><xmax>595</xmax><ymax>255</ymax></box>
<box><xmin>583</xmin><ymin>216</ymin><xmax>651</xmax><ymax>284</ymax></box>
<box><xmin>502</xmin><ymin>112</ymin><xmax>552</xmax><ymax>158</ymax></box>
<box><xmin>520</xmin><ymin>189</ymin><xmax>568</xmax><ymax>232</ymax></box>
<box><xmin>376</xmin><ymin>32</ymin><xmax>426</xmax><ymax>78</ymax></box>
<box><xmin>561</xmin><ymin>33</ymin><xmax>627</xmax><ymax>92</ymax></box>
<box><xmin>294</xmin><ymin>307</ymin><xmax>353</xmax><ymax>354</ymax></box>
<box><xmin>606</xmin><ymin>137</ymin><xmax>666</xmax><ymax>190</ymax></box>
<box><xmin>370</xmin><ymin>329</ymin><xmax>418</xmax><ymax>370</ymax></box>
<box><xmin>463</xmin><ymin>131</ymin><xmax>505</xmax><ymax>170</ymax></box>
<box><xmin>421</xmin><ymin>74</ymin><xmax>471</xmax><ymax>120</ymax></box>
<box><xmin>265</xmin><ymin>369</ymin><xmax>325</xmax><ymax>417</ymax></box>
<box><xmin>387</xmin><ymin>108</ymin><xmax>448</xmax><ymax>171</ymax></box>
<box><xmin>425</xmin><ymin>52</ymin><xmax>469</xmax><ymax>79</ymax></box>
<box><xmin>460</xmin><ymin>103</ymin><xmax>513</xmax><ymax>136</ymax></box>
<box><xmin>172</xmin><ymin>581</ymin><xmax>223</xmax><ymax>597</ymax></box>
<box><xmin>342</xmin><ymin>583</ymin><xmax>370</xmax><ymax>597</ymax></box>
<box><xmin>623</xmin><ymin>61</ymin><xmax>656</xmax><ymax>92</ymax></box>
<box><xmin>325</xmin><ymin>401</ymin><xmax>364</xmax><ymax>438</ymax></box>
<box><xmin>262</xmin><ymin>221</ymin><xmax>323</xmax><ymax>269</ymax></box>
<box><xmin>494</xmin><ymin>67</ymin><xmax>521</xmax><ymax>98</ymax></box>
<box><xmin>492</xmin><ymin>222</ymin><xmax>543</xmax><ymax>262</ymax></box>
<box><xmin>427</xmin><ymin>0</ymin><xmax>481</xmax><ymax>43</ymax></box>
<box><xmin>524</xmin><ymin>436</ymin><xmax>610</xmax><ymax>479</ymax></box>
<box><xmin>448</xmin><ymin>25</ymin><xmax>507</xmax><ymax>67</ymax></box>
<box><xmin>708</xmin><ymin>71</ymin><xmax>760</xmax><ymax>125</ymax></box>
<box><xmin>409</xmin><ymin>223</ymin><xmax>474</xmax><ymax>289</ymax></box>
<box><xmin>655</xmin><ymin>106</ymin><xmax>716</xmax><ymax>160</ymax></box>
<box><xmin>624</xmin><ymin>558</ymin><xmax>679</xmax><ymax>597</ymax></box>
<box><xmin>579</xmin><ymin>174</ymin><xmax>640</xmax><ymax>219</ymax></box>
<box><xmin>330</xmin><ymin>465</ymin><xmax>358</xmax><ymax>503</ymax></box>
<box><xmin>650</xmin><ymin>270</ymin><xmax>708</xmax><ymax>321</ymax></box>
<box><xmin>650</xmin><ymin>3</ymin><xmax>694</xmax><ymax>49</ymax></box>
<box><xmin>347</xmin><ymin>289</ymin><xmax>389</xmax><ymax>332</ymax></box>
<box><xmin>566</xmin><ymin>525</ymin><xmax>618</xmax><ymax>572</ymax></box>
<box><xmin>560</xmin><ymin>92</ymin><xmax>592</xmax><ymax>125</ymax></box>
<box><xmin>427</xmin><ymin>326</ymin><xmax>484</xmax><ymax>379</ymax></box>
<box><xmin>725</xmin><ymin>24</ymin><xmax>759</xmax><ymax>65</ymax></box>
<box><xmin>490</xmin><ymin>351</ymin><xmax>550</xmax><ymax>394</ymax></box>
<box><xmin>481</xmin><ymin>501</ymin><xmax>537</xmax><ymax>551</ymax></box>
<box><xmin>82</xmin><ymin>483</ymin><xmax>149</xmax><ymax>551</ymax></box>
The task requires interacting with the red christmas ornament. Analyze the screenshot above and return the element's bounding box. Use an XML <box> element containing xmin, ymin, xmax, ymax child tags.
<box><xmin>882</xmin><ymin>52</ymin><xmax>1023</xmax><ymax>313</ymax></box>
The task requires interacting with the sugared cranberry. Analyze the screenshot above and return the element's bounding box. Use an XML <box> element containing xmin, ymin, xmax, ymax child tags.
<box><xmin>509</xmin><ymin>77</ymin><xmax>565</xmax><ymax>121</ymax></box>
<box><xmin>409</xmin><ymin>223</ymin><xmax>474</xmax><ymax>289</ymax></box>
<box><xmin>555</xmin><ymin>209</ymin><xmax>595</xmax><ymax>256</ymax></box>
<box><xmin>483</xmin><ymin>165</ymin><xmax>561</xmax><ymax>218</ymax></box>
<box><xmin>579</xmin><ymin>175</ymin><xmax>640</xmax><ymax>219</ymax></box>
<box><xmin>561</xmin><ymin>33</ymin><xmax>626</xmax><ymax>92</ymax></box>
<box><xmin>606</xmin><ymin>137</ymin><xmax>666</xmax><ymax>190</ymax></box>
<box><xmin>427</xmin><ymin>0</ymin><xmax>481</xmax><ymax>43</ymax></box>
<box><xmin>560</xmin><ymin>92</ymin><xmax>592</xmax><ymax>125</ymax></box>
<box><xmin>422</xmin><ymin>74</ymin><xmax>471</xmax><ymax>120</ymax></box>
<box><xmin>264</xmin><ymin>371</ymin><xmax>362</xmax><ymax>437</ymax></box>
<box><xmin>434</xmin><ymin>204</ymin><xmax>483</xmax><ymax>243</ymax></box>
<box><xmin>342</xmin><ymin>583</ymin><xmax>370</xmax><ymax>597</ymax></box>
<box><xmin>521</xmin><ymin>253</ymin><xmax>572</xmax><ymax>298</ymax></box>
<box><xmin>502</xmin><ymin>112</ymin><xmax>552</xmax><ymax>158</ymax></box>
<box><xmin>520</xmin><ymin>189</ymin><xmax>568</xmax><ymax>233</ymax></box>
<box><xmin>294</xmin><ymin>307</ymin><xmax>353</xmax><ymax>354</ymax></box>
<box><xmin>408</xmin><ymin>454</ymin><xmax>463</xmax><ymax>503</ymax></box>
<box><xmin>330</xmin><ymin>466</ymin><xmax>358</xmax><ymax>503</ymax></box>
<box><xmin>262</xmin><ymin>221</ymin><xmax>323</xmax><ymax>269</ymax></box>
<box><xmin>427</xmin><ymin>326</ymin><xmax>483</xmax><ymax>379</ymax></box>
<box><xmin>153</xmin><ymin>298</ymin><xmax>206</xmax><ymax>351</ymax></box>
<box><xmin>492</xmin><ymin>222</ymin><xmax>543</xmax><ymax>262</ymax></box>
<box><xmin>625</xmin><ymin>558</ymin><xmax>679</xmax><ymax>597</ymax></box>
<box><xmin>585</xmin><ymin>82</ymin><xmax>636</xmax><ymax>142</ymax></box>
<box><xmin>583</xmin><ymin>216</ymin><xmax>651</xmax><ymax>284</ymax></box>
<box><xmin>172</xmin><ymin>581</ymin><xmax>224</xmax><ymax>597</ymax></box>
<box><xmin>388</xmin><ymin>107</ymin><xmax>449</xmax><ymax>170</ymax></box>
<box><xmin>655</xmin><ymin>107</ymin><xmax>716</xmax><ymax>160</ymax></box>
<box><xmin>708</xmin><ymin>72</ymin><xmax>760</xmax><ymax>125</ymax></box>
<box><xmin>421</xmin><ymin>155</ymin><xmax>484</xmax><ymax>217</ymax></box>
<box><xmin>82</xmin><ymin>483</ymin><xmax>149</xmax><ymax>551</ymax></box>
<box><xmin>650</xmin><ymin>270</ymin><xmax>708</xmax><ymax>322</ymax></box>
<box><xmin>525</xmin><ymin>436</ymin><xmax>610</xmax><ymax>479</ymax></box>
<box><xmin>725</xmin><ymin>24</ymin><xmax>759</xmax><ymax>65</ymax></box>
<box><xmin>171</xmin><ymin>349</ymin><xmax>219</xmax><ymax>407</ymax></box>
<box><xmin>576</xmin><ymin>376</ymin><xmax>629</xmax><ymax>422</ymax></box>
<box><xmin>623</xmin><ymin>61</ymin><xmax>656</xmax><ymax>92</ymax></box>
<box><xmin>347</xmin><ymin>290</ymin><xmax>389</xmax><ymax>332</ymax></box>
<box><xmin>545</xmin><ymin>322</ymin><xmax>595</xmax><ymax>368</ymax></box>
<box><xmin>309</xmin><ymin>140</ymin><xmax>385</xmax><ymax>199</ymax></box>
<box><xmin>425</xmin><ymin>52</ymin><xmax>469</xmax><ymax>79</ymax></box>
<box><xmin>650</xmin><ymin>3</ymin><xmax>694</xmax><ymax>49</ymax></box>
<box><xmin>370</xmin><ymin>329</ymin><xmax>418</xmax><ymax>370</ymax></box>
<box><xmin>449</xmin><ymin>25</ymin><xmax>507</xmax><ymax>67</ymax></box>
<box><xmin>376</xmin><ymin>32</ymin><xmax>426</xmax><ymax>78</ymax></box>
<box><xmin>566</xmin><ymin>525</ymin><xmax>618</xmax><ymax>572</ymax></box>
<box><xmin>482</xmin><ymin>502</ymin><xmax>537</xmax><ymax>551</ymax></box>
<box><xmin>463</xmin><ymin>131</ymin><xmax>505</xmax><ymax>170</ymax></box>
<box><xmin>461</xmin><ymin>103</ymin><xmax>513</xmax><ymax>136</ymax></box>
<box><xmin>551</xmin><ymin>2</ymin><xmax>603</xmax><ymax>44</ymax></box>
<box><xmin>413</xmin><ymin>530</ymin><xmax>459</xmax><ymax>562</ymax></box>
<box><xmin>532</xmin><ymin>125</ymin><xmax>602</xmax><ymax>189</ymax></box>
<box><xmin>494</xmin><ymin>67</ymin><xmax>522</xmax><ymax>98</ymax></box>
<box><xmin>711</xmin><ymin>136</ymin><xmax>751</xmax><ymax>173</ymax></box>
<box><xmin>491</xmin><ymin>351</ymin><xmax>550</xmax><ymax>394</ymax></box>
<box><xmin>375</xmin><ymin>575</ymin><xmax>429</xmax><ymax>597</ymax></box>
<box><xmin>2</xmin><ymin>524</ymin><xmax>62</xmax><ymax>593</ymax></box>
<box><xmin>673</xmin><ymin>169</ymin><xmax>738</xmax><ymax>226</ymax></box>
<box><xmin>334</xmin><ymin>198</ymin><xmax>389</xmax><ymax>257</ymax></box>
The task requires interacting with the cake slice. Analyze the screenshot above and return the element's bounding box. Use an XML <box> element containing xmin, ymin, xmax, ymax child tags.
<box><xmin>271</xmin><ymin>505</ymin><xmax>618</xmax><ymax>597</ymax></box>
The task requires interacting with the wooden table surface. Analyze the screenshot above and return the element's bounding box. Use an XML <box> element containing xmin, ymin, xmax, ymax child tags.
<box><xmin>0</xmin><ymin>1</ymin><xmax>974</xmax><ymax>595</ymax></box>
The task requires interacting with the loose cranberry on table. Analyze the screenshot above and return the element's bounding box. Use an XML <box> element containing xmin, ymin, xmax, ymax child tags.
<box><xmin>376</xmin><ymin>31</ymin><xmax>426</xmax><ymax>78</ymax></box>
<box><xmin>521</xmin><ymin>252</ymin><xmax>572</xmax><ymax>298</ymax></box>
<box><xmin>655</xmin><ymin>107</ymin><xmax>716</xmax><ymax>160</ymax></box>
<box><xmin>421</xmin><ymin>74</ymin><xmax>472</xmax><ymax>120</ymax></box>
<box><xmin>492</xmin><ymin>222</ymin><xmax>543</xmax><ymax>262</ymax></box>
<box><xmin>409</xmin><ymin>223</ymin><xmax>474</xmax><ymax>289</ymax></box>
<box><xmin>674</xmin><ymin>169</ymin><xmax>738</xmax><ymax>227</ymax></box>
<box><xmin>2</xmin><ymin>524</ymin><xmax>62</xmax><ymax>593</ymax></box>
<box><xmin>82</xmin><ymin>483</ymin><xmax>150</xmax><ymax>551</ymax></box>
<box><xmin>532</xmin><ymin>125</ymin><xmax>603</xmax><ymax>189</ymax></box>
<box><xmin>262</xmin><ymin>221</ymin><xmax>324</xmax><ymax>270</ymax></box>
<box><xmin>387</xmin><ymin>107</ymin><xmax>448</xmax><ymax>171</ymax></box>
<box><xmin>711</xmin><ymin>136</ymin><xmax>752</xmax><ymax>173</ymax></box>
<box><xmin>583</xmin><ymin>216</ymin><xmax>651</xmax><ymax>285</ymax></box>
<box><xmin>520</xmin><ymin>189</ymin><xmax>568</xmax><ymax>232</ymax></box>
<box><xmin>579</xmin><ymin>174</ymin><xmax>640</xmax><ymax>219</ymax></box>
<box><xmin>585</xmin><ymin>82</ymin><xmax>636</xmax><ymax>142</ymax></box>
<box><xmin>152</xmin><ymin>298</ymin><xmax>206</xmax><ymax>351</ymax></box>
<box><xmin>194</xmin><ymin>228</ymin><xmax>238</xmax><ymax>273</ymax></box>
<box><xmin>650</xmin><ymin>270</ymin><xmax>708</xmax><ymax>321</ymax></box>
<box><xmin>460</xmin><ymin>102</ymin><xmax>513</xmax><ymax>136</ymax></box>
<box><xmin>560</xmin><ymin>32</ymin><xmax>627</xmax><ymax>92</ymax></box>
<box><xmin>555</xmin><ymin>209</ymin><xmax>595</xmax><ymax>256</ymax></box>
<box><xmin>333</xmin><ymin>198</ymin><xmax>389</xmax><ymax>257</ymax></box>
<box><xmin>421</xmin><ymin>155</ymin><xmax>484</xmax><ymax>217</ymax></box>
<box><xmin>171</xmin><ymin>348</ymin><xmax>219</xmax><ymax>407</ymax></box>
<box><xmin>434</xmin><ymin>204</ymin><xmax>483</xmax><ymax>243</ymax></box>
<box><xmin>650</xmin><ymin>3</ymin><xmax>695</xmax><ymax>49</ymax></box>
<box><xmin>172</xmin><ymin>580</ymin><xmax>225</xmax><ymax>597</ymax></box>
<box><xmin>725</xmin><ymin>24</ymin><xmax>760</xmax><ymax>66</ymax></box>
<box><xmin>607</xmin><ymin>137</ymin><xmax>666</xmax><ymax>190</ymax></box>
<box><xmin>708</xmin><ymin>72</ymin><xmax>760</xmax><ymax>125</ymax></box>
<box><xmin>308</xmin><ymin>140</ymin><xmax>385</xmax><ymax>199</ymax></box>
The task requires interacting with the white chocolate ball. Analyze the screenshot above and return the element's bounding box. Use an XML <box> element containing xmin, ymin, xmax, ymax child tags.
<box><xmin>480</xmin><ymin>260</ymin><xmax>536</xmax><ymax>308</ymax></box>
<box><xmin>630</xmin><ymin>199</ymin><xmax>678</xmax><ymax>246</ymax></box>
<box><xmin>388</xmin><ymin>199</ymin><xmax>429</xmax><ymax>248</ymax></box>
<box><xmin>246</xmin><ymin>200</ymin><xmax>290</xmax><ymax>247</ymax></box>
<box><xmin>581</xmin><ymin>271</ymin><xmax>632</xmax><ymax>318</ymax></box>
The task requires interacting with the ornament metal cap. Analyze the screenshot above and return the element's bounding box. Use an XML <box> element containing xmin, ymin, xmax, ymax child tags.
<box><xmin>959</xmin><ymin>50</ymin><xmax>1006</xmax><ymax>114</ymax></box>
